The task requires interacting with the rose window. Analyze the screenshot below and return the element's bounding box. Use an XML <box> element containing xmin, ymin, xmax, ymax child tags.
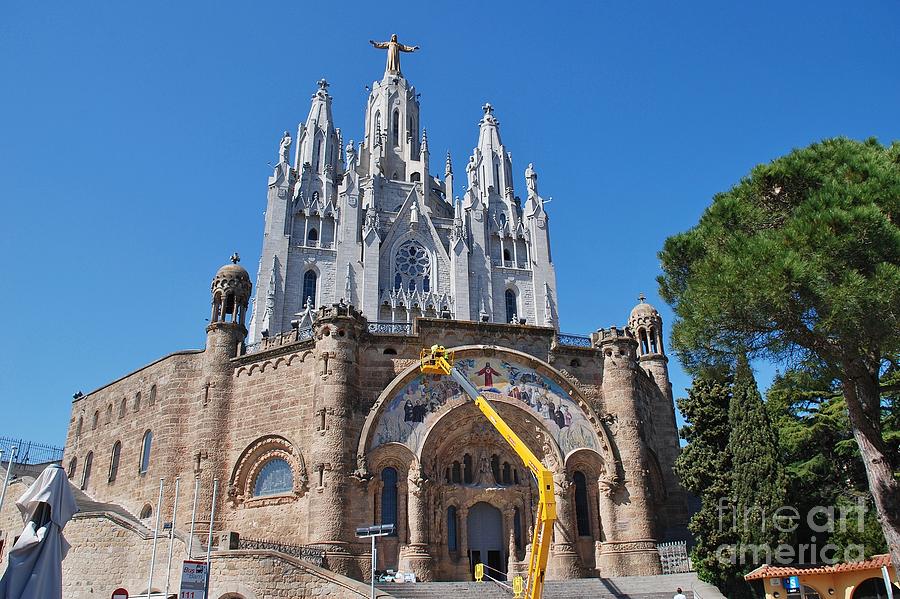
<box><xmin>394</xmin><ymin>241</ymin><xmax>431</xmax><ymax>292</ymax></box>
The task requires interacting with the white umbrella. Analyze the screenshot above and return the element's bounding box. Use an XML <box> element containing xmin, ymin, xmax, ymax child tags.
<box><xmin>0</xmin><ymin>464</ymin><xmax>78</xmax><ymax>599</ymax></box>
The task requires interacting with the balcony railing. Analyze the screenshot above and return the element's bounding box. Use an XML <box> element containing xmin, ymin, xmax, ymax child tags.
<box><xmin>556</xmin><ymin>333</ymin><xmax>593</xmax><ymax>348</ymax></box>
<box><xmin>368</xmin><ymin>322</ymin><xmax>413</xmax><ymax>335</ymax></box>
<box><xmin>237</xmin><ymin>536</ymin><xmax>327</xmax><ymax>567</ymax></box>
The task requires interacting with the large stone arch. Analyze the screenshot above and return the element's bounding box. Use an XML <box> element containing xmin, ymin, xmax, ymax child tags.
<box><xmin>357</xmin><ymin>345</ymin><xmax>619</xmax><ymax>471</ymax></box>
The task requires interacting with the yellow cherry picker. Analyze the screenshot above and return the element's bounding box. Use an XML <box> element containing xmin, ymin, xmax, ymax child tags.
<box><xmin>420</xmin><ymin>345</ymin><xmax>556</xmax><ymax>599</ymax></box>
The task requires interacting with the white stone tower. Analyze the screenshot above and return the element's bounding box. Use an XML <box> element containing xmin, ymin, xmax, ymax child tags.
<box><xmin>249</xmin><ymin>37</ymin><xmax>559</xmax><ymax>343</ymax></box>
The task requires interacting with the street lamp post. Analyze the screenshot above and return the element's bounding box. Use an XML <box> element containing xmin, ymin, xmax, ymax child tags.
<box><xmin>356</xmin><ymin>523</ymin><xmax>395</xmax><ymax>599</ymax></box>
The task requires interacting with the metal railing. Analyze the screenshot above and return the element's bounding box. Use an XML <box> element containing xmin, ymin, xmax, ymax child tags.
<box><xmin>658</xmin><ymin>540</ymin><xmax>692</xmax><ymax>574</ymax></box>
<box><xmin>243</xmin><ymin>326</ymin><xmax>314</xmax><ymax>355</ymax></box>
<box><xmin>0</xmin><ymin>437</ymin><xmax>64</xmax><ymax>465</ymax></box>
<box><xmin>237</xmin><ymin>536</ymin><xmax>327</xmax><ymax>567</ymax></box>
<box><xmin>556</xmin><ymin>333</ymin><xmax>593</xmax><ymax>348</ymax></box>
<box><xmin>367</xmin><ymin>322</ymin><xmax>413</xmax><ymax>335</ymax></box>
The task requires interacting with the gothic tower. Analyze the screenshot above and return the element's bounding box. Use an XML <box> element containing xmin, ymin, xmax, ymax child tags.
<box><xmin>248</xmin><ymin>38</ymin><xmax>560</xmax><ymax>344</ymax></box>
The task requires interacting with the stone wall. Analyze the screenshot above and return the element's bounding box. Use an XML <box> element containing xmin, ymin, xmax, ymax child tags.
<box><xmin>54</xmin><ymin>308</ymin><xmax>687</xmax><ymax>583</ymax></box>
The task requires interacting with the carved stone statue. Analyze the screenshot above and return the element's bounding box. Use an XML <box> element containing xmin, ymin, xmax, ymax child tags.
<box><xmin>369</xmin><ymin>34</ymin><xmax>419</xmax><ymax>75</ymax></box>
<box><xmin>345</xmin><ymin>140</ymin><xmax>357</xmax><ymax>168</ymax></box>
<box><xmin>279</xmin><ymin>131</ymin><xmax>292</xmax><ymax>164</ymax></box>
<box><xmin>466</xmin><ymin>155</ymin><xmax>478</xmax><ymax>189</ymax></box>
<box><xmin>525</xmin><ymin>162</ymin><xmax>538</xmax><ymax>196</ymax></box>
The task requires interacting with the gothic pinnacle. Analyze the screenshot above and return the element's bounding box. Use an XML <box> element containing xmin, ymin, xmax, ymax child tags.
<box><xmin>445</xmin><ymin>151</ymin><xmax>453</xmax><ymax>174</ymax></box>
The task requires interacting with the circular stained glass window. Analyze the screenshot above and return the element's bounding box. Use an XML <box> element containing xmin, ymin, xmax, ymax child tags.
<box><xmin>253</xmin><ymin>458</ymin><xmax>294</xmax><ymax>497</ymax></box>
<box><xmin>394</xmin><ymin>242</ymin><xmax>431</xmax><ymax>291</ymax></box>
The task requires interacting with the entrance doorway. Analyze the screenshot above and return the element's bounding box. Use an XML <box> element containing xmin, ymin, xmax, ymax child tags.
<box><xmin>467</xmin><ymin>502</ymin><xmax>504</xmax><ymax>578</ymax></box>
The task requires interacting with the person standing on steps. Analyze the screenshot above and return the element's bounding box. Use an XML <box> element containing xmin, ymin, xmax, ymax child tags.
<box><xmin>674</xmin><ymin>587</ymin><xmax>687</xmax><ymax>599</ymax></box>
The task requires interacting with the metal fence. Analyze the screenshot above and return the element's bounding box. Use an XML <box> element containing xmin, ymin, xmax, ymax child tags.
<box><xmin>658</xmin><ymin>540</ymin><xmax>692</xmax><ymax>574</ymax></box>
<box><xmin>0</xmin><ymin>437</ymin><xmax>64</xmax><ymax>465</ymax></box>
<box><xmin>237</xmin><ymin>536</ymin><xmax>327</xmax><ymax>567</ymax></box>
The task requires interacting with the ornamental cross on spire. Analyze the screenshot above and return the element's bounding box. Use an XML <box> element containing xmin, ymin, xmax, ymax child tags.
<box><xmin>369</xmin><ymin>34</ymin><xmax>419</xmax><ymax>76</ymax></box>
<box><xmin>231</xmin><ymin>252</ymin><xmax>241</xmax><ymax>264</ymax></box>
<box><xmin>638</xmin><ymin>292</ymin><xmax>646</xmax><ymax>303</ymax></box>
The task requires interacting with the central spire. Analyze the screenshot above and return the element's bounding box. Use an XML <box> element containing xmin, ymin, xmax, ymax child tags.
<box><xmin>369</xmin><ymin>34</ymin><xmax>420</xmax><ymax>76</ymax></box>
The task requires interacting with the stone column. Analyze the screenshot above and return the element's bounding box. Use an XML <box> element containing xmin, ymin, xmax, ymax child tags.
<box><xmin>399</xmin><ymin>462</ymin><xmax>434</xmax><ymax>580</ymax></box>
<box><xmin>459</xmin><ymin>505</ymin><xmax>469</xmax><ymax>578</ymax></box>
<box><xmin>595</xmin><ymin>328</ymin><xmax>661</xmax><ymax>576</ymax></box>
<box><xmin>547</xmin><ymin>473</ymin><xmax>581</xmax><ymax>579</ymax></box>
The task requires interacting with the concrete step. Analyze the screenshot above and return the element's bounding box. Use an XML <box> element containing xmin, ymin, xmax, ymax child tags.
<box><xmin>377</xmin><ymin>574</ymin><xmax>724</xmax><ymax>599</ymax></box>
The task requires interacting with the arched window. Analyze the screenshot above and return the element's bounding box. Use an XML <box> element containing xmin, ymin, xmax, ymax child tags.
<box><xmin>81</xmin><ymin>451</ymin><xmax>93</xmax><ymax>490</ymax></box>
<box><xmin>639</xmin><ymin>329</ymin><xmax>649</xmax><ymax>355</ymax></box>
<box><xmin>75</xmin><ymin>416</ymin><xmax>83</xmax><ymax>438</ymax></box>
<box><xmin>573</xmin><ymin>471</ymin><xmax>591</xmax><ymax>536</ymax></box>
<box><xmin>463</xmin><ymin>454</ymin><xmax>473</xmax><ymax>484</ymax></box>
<box><xmin>109</xmin><ymin>441</ymin><xmax>121</xmax><ymax>482</ymax></box>
<box><xmin>302</xmin><ymin>271</ymin><xmax>317</xmax><ymax>308</ymax></box>
<box><xmin>491</xmin><ymin>454</ymin><xmax>501</xmax><ymax>483</ymax></box>
<box><xmin>392</xmin><ymin>110</ymin><xmax>400</xmax><ymax>147</ymax></box>
<box><xmin>502</xmin><ymin>462</ymin><xmax>512</xmax><ymax>485</ymax></box>
<box><xmin>851</xmin><ymin>578</ymin><xmax>900</xmax><ymax>599</ymax></box>
<box><xmin>451</xmin><ymin>461</ymin><xmax>462</xmax><ymax>484</ymax></box>
<box><xmin>134</xmin><ymin>392</ymin><xmax>141</xmax><ymax>412</ymax></box>
<box><xmin>119</xmin><ymin>398</ymin><xmax>126</xmax><ymax>418</ymax></box>
<box><xmin>315</xmin><ymin>135</ymin><xmax>324</xmax><ymax>172</ymax></box>
<box><xmin>307</xmin><ymin>228</ymin><xmax>318</xmax><ymax>242</ymax></box>
<box><xmin>149</xmin><ymin>384</ymin><xmax>157</xmax><ymax>405</ymax></box>
<box><xmin>67</xmin><ymin>457</ymin><xmax>77</xmax><ymax>479</ymax></box>
<box><xmin>253</xmin><ymin>458</ymin><xmax>294</xmax><ymax>497</ymax></box>
<box><xmin>139</xmin><ymin>430</ymin><xmax>152</xmax><ymax>474</ymax></box>
<box><xmin>140</xmin><ymin>504</ymin><xmax>152</xmax><ymax>519</ymax></box>
<box><xmin>503</xmin><ymin>248</ymin><xmax>511</xmax><ymax>263</ymax></box>
<box><xmin>106</xmin><ymin>404</ymin><xmax>112</xmax><ymax>424</ymax></box>
<box><xmin>505</xmin><ymin>289</ymin><xmax>517</xmax><ymax>323</ymax></box>
<box><xmin>92</xmin><ymin>410</ymin><xmax>99</xmax><ymax>430</ymax></box>
<box><xmin>380</xmin><ymin>467</ymin><xmax>398</xmax><ymax>533</ymax></box>
<box><xmin>394</xmin><ymin>241</ymin><xmax>431</xmax><ymax>294</ymax></box>
<box><xmin>493</xmin><ymin>162</ymin><xmax>500</xmax><ymax>189</ymax></box>
<box><xmin>447</xmin><ymin>506</ymin><xmax>458</xmax><ymax>551</ymax></box>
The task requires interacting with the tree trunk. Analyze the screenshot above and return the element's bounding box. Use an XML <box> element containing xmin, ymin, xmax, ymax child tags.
<box><xmin>840</xmin><ymin>362</ymin><xmax>900</xmax><ymax>570</ymax></box>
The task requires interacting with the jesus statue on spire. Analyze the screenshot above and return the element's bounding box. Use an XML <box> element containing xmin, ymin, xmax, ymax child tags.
<box><xmin>369</xmin><ymin>34</ymin><xmax>419</xmax><ymax>75</ymax></box>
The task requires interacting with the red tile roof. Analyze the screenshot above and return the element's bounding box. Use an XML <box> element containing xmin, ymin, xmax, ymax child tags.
<box><xmin>745</xmin><ymin>554</ymin><xmax>892</xmax><ymax>581</ymax></box>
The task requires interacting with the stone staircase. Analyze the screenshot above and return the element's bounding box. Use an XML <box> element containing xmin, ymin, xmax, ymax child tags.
<box><xmin>378</xmin><ymin>573</ymin><xmax>725</xmax><ymax>599</ymax></box>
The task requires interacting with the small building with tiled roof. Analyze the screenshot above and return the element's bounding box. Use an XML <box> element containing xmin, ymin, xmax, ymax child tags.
<box><xmin>745</xmin><ymin>554</ymin><xmax>898</xmax><ymax>599</ymax></box>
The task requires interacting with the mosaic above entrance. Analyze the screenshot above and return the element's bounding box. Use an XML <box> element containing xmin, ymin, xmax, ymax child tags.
<box><xmin>371</xmin><ymin>357</ymin><xmax>601</xmax><ymax>456</ymax></box>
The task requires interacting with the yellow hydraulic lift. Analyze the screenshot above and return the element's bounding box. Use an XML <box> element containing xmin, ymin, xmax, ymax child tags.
<box><xmin>420</xmin><ymin>345</ymin><xmax>556</xmax><ymax>599</ymax></box>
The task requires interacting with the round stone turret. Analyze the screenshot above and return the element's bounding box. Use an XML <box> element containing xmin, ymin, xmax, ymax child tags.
<box><xmin>210</xmin><ymin>253</ymin><xmax>252</xmax><ymax>328</ymax></box>
<box><xmin>628</xmin><ymin>293</ymin><xmax>664</xmax><ymax>357</ymax></box>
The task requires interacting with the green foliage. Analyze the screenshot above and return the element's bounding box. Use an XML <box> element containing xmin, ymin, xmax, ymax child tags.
<box><xmin>676</xmin><ymin>370</ymin><xmax>753</xmax><ymax>598</ymax></box>
<box><xmin>658</xmin><ymin>137</ymin><xmax>900</xmax><ymax>371</ymax></box>
<box><xmin>659</xmin><ymin>137</ymin><xmax>900</xmax><ymax>566</ymax></box>
<box><xmin>728</xmin><ymin>355</ymin><xmax>787</xmax><ymax>550</ymax></box>
<box><xmin>766</xmin><ymin>357</ymin><xmax>899</xmax><ymax>557</ymax></box>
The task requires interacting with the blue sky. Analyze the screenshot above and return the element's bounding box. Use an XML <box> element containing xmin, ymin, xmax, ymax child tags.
<box><xmin>1</xmin><ymin>2</ymin><xmax>898</xmax><ymax>446</ymax></box>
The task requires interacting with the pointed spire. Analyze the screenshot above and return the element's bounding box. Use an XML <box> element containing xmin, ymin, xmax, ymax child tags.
<box><xmin>445</xmin><ymin>151</ymin><xmax>453</xmax><ymax>175</ymax></box>
<box><xmin>421</xmin><ymin>128</ymin><xmax>429</xmax><ymax>153</ymax></box>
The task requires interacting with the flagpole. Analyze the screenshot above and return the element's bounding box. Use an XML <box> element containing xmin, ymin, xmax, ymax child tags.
<box><xmin>188</xmin><ymin>475</ymin><xmax>200</xmax><ymax>558</ymax></box>
<box><xmin>204</xmin><ymin>478</ymin><xmax>219</xmax><ymax>598</ymax></box>
<box><xmin>146</xmin><ymin>478</ymin><xmax>165</xmax><ymax>598</ymax></box>
<box><xmin>164</xmin><ymin>477</ymin><xmax>180</xmax><ymax>598</ymax></box>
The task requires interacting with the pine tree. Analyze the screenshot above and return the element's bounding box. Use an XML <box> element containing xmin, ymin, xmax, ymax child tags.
<box><xmin>727</xmin><ymin>354</ymin><xmax>788</xmax><ymax>559</ymax></box>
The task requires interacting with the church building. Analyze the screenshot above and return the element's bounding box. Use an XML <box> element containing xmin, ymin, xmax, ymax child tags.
<box><xmin>0</xmin><ymin>37</ymin><xmax>690</xmax><ymax>598</ymax></box>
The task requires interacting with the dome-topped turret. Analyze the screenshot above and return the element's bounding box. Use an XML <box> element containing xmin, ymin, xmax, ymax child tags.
<box><xmin>210</xmin><ymin>253</ymin><xmax>252</xmax><ymax>327</ymax></box>
<box><xmin>628</xmin><ymin>293</ymin><xmax>664</xmax><ymax>357</ymax></box>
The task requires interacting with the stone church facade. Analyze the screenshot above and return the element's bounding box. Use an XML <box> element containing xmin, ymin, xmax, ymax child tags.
<box><xmin>20</xmin><ymin>43</ymin><xmax>689</xmax><ymax>596</ymax></box>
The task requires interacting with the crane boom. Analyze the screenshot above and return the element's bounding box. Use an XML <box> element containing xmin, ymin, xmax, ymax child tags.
<box><xmin>420</xmin><ymin>346</ymin><xmax>555</xmax><ymax>599</ymax></box>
